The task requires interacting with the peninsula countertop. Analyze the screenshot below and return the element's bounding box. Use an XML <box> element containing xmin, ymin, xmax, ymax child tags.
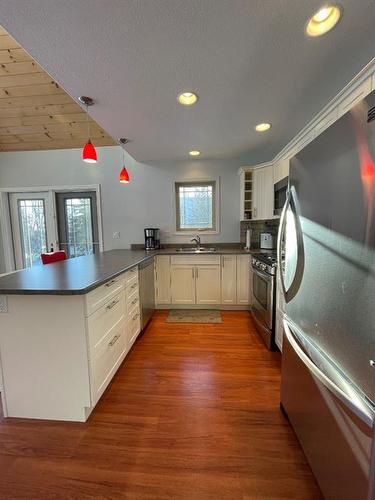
<box><xmin>0</xmin><ymin>247</ymin><xmax>271</xmax><ymax>295</ymax></box>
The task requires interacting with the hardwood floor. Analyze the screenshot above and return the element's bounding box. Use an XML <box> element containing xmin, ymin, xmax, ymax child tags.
<box><xmin>0</xmin><ymin>311</ymin><xmax>322</xmax><ymax>499</ymax></box>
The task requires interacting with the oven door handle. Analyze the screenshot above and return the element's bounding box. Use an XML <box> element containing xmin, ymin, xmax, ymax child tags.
<box><xmin>277</xmin><ymin>187</ymin><xmax>304</xmax><ymax>303</ymax></box>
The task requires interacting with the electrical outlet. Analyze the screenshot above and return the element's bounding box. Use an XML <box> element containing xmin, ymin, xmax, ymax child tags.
<box><xmin>113</xmin><ymin>232</ymin><xmax>120</xmax><ymax>239</ymax></box>
<box><xmin>0</xmin><ymin>295</ymin><xmax>8</xmax><ymax>313</ymax></box>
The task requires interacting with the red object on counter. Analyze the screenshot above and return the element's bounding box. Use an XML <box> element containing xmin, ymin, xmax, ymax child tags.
<box><xmin>41</xmin><ymin>251</ymin><xmax>67</xmax><ymax>265</ymax></box>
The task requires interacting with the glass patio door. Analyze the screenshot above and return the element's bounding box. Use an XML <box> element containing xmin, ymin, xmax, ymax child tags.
<box><xmin>56</xmin><ymin>192</ymin><xmax>99</xmax><ymax>258</ymax></box>
<box><xmin>9</xmin><ymin>192</ymin><xmax>56</xmax><ymax>269</ymax></box>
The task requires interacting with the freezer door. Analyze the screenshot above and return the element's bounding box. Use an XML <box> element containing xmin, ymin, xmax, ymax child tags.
<box><xmin>281</xmin><ymin>318</ymin><xmax>375</xmax><ymax>500</ymax></box>
<box><xmin>283</xmin><ymin>90</ymin><xmax>375</xmax><ymax>404</ymax></box>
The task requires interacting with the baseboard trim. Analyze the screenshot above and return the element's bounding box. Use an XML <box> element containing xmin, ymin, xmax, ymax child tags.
<box><xmin>155</xmin><ymin>304</ymin><xmax>250</xmax><ymax>310</ymax></box>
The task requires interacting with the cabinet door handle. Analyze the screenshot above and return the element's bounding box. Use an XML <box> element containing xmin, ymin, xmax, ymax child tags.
<box><xmin>108</xmin><ymin>334</ymin><xmax>120</xmax><ymax>347</ymax></box>
<box><xmin>132</xmin><ymin>313</ymin><xmax>140</xmax><ymax>321</ymax></box>
<box><xmin>253</xmin><ymin>207</ymin><xmax>257</xmax><ymax>218</ymax></box>
<box><xmin>196</xmin><ymin>268</ymin><xmax>199</xmax><ymax>279</ymax></box>
<box><xmin>131</xmin><ymin>282</ymin><xmax>138</xmax><ymax>289</ymax></box>
<box><xmin>106</xmin><ymin>298</ymin><xmax>119</xmax><ymax>310</ymax></box>
<box><xmin>105</xmin><ymin>279</ymin><xmax>117</xmax><ymax>288</ymax></box>
<box><xmin>192</xmin><ymin>268</ymin><xmax>194</xmax><ymax>278</ymax></box>
<box><xmin>131</xmin><ymin>297</ymin><xmax>138</xmax><ymax>305</ymax></box>
<box><xmin>222</xmin><ymin>258</ymin><xmax>225</xmax><ymax>268</ymax></box>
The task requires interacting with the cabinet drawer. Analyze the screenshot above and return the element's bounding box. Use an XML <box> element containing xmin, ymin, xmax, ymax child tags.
<box><xmin>171</xmin><ymin>255</ymin><xmax>220</xmax><ymax>265</ymax></box>
<box><xmin>87</xmin><ymin>291</ymin><xmax>126</xmax><ymax>359</ymax></box>
<box><xmin>89</xmin><ymin>321</ymin><xmax>127</xmax><ymax>405</ymax></box>
<box><xmin>128</xmin><ymin>302</ymin><xmax>140</xmax><ymax>323</ymax></box>
<box><xmin>85</xmin><ymin>274</ymin><xmax>125</xmax><ymax>316</ymax></box>
<box><xmin>126</xmin><ymin>286</ymin><xmax>139</xmax><ymax>309</ymax></box>
<box><xmin>125</xmin><ymin>266</ymin><xmax>138</xmax><ymax>285</ymax></box>
<box><xmin>128</xmin><ymin>311</ymin><xmax>141</xmax><ymax>347</ymax></box>
<box><xmin>126</xmin><ymin>278</ymin><xmax>139</xmax><ymax>298</ymax></box>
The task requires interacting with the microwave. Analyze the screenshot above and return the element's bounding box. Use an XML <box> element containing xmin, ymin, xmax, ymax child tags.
<box><xmin>274</xmin><ymin>177</ymin><xmax>288</xmax><ymax>216</ymax></box>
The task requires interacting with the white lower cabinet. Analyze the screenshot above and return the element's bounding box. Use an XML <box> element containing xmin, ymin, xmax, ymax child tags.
<box><xmin>236</xmin><ymin>255</ymin><xmax>252</xmax><ymax>305</ymax></box>
<box><xmin>89</xmin><ymin>319</ymin><xmax>127</xmax><ymax>405</ymax></box>
<box><xmin>156</xmin><ymin>253</ymin><xmax>252</xmax><ymax>307</ymax></box>
<box><xmin>171</xmin><ymin>265</ymin><xmax>196</xmax><ymax>304</ymax></box>
<box><xmin>155</xmin><ymin>255</ymin><xmax>171</xmax><ymax>304</ymax></box>
<box><xmin>221</xmin><ymin>255</ymin><xmax>237</xmax><ymax>304</ymax></box>
<box><xmin>196</xmin><ymin>265</ymin><xmax>221</xmax><ymax>304</ymax></box>
<box><xmin>88</xmin><ymin>266</ymin><xmax>141</xmax><ymax>406</ymax></box>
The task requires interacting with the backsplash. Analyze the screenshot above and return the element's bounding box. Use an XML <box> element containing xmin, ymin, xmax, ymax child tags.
<box><xmin>240</xmin><ymin>219</ymin><xmax>280</xmax><ymax>248</ymax></box>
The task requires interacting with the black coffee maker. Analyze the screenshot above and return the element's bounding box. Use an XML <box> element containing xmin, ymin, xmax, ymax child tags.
<box><xmin>144</xmin><ymin>228</ymin><xmax>160</xmax><ymax>250</ymax></box>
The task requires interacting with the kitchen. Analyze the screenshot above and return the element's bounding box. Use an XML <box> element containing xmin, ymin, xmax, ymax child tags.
<box><xmin>0</xmin><ymin>2</ymin><xmax>375</xmax><ymax>499</ymax></box>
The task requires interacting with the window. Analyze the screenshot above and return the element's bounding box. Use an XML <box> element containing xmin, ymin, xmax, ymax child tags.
<box><xmin>175</xmin><ymin>180</ymin><xmax>217</xmax><ymax>232</ymax></box>
<box><xmin>56</xmin><ymin>191</ymin><xmax>99</xmax><ymax>258</ymax></box>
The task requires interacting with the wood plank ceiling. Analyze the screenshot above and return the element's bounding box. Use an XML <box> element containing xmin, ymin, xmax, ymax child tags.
<box><xmin>0</xmin><ymin>26</ymin><xmax>115</xmax><ymax>152</ymax></box>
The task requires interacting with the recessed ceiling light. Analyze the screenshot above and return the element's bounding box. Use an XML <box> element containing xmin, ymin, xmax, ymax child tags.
<box><xmin>306</xmin><ymin>5</ymin><xmax>341</xmax><ymax>37</ymax></box>
<box><xmin>189</xmin><ymin>150</ymin><xmax>201</xmax><ymax>156</ymax></box>
<box><xmin>178</xmin><ymin>92</ymin><xmax>198</xmax><ymax>106</ymax></box>
<box><xmin>255</xmin><ymin>123</ymin><xmax>271</xmax><ymax>132</ymax></box>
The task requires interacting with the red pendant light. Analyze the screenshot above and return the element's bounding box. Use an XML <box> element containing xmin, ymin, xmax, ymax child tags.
<box><xmin>118</xmin><ymin>138</ymin><xmax>130</xmax><ymax>184</ymax></box>
<box><xmin>79</xmin><ymin>96</ymin><xmax>97</xmax><ymax>164</ymax></box>
<box><xmin>82</xmin><ymin>139</ymin><xmax>97</xmax><ymax>163</ymax></box>
<box><xmin>119</xmin><ymin>166</ymin><xmax>130</xmax><ymax>183</ymax></box>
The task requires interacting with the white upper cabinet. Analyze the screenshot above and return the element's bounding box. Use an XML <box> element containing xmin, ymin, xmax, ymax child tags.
<box><xmin>252</xmin><ymin>165</ymin><xmax>274</xmax><ymax>220</ymax></box>
<box><xmin>273</xmin><ymin>158</ymin><xmax>289</xmax><ymax>185</ymax></box>
<box><xmin>239</xmin><ymin>170</ymin><xmax>253</xmax><ymax>221</ymax></box>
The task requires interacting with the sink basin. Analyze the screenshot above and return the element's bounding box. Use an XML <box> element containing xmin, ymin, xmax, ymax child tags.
<box><xmin>175</xmin><ymin>247</ymin><xmax>217</xmax><ymax>253</ymax></box>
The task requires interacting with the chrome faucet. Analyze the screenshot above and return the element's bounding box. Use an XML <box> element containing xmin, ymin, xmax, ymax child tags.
<box><xmin>190</xmin><ymin>234</ymin><xmax>201</xmax><ymax>248</ymax></box>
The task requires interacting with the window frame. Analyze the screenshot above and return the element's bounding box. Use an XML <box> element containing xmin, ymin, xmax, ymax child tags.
<box><xmin>173</xmin><ymin>178</ymin><xmax>219</xmax><ymax>234</ymax></box>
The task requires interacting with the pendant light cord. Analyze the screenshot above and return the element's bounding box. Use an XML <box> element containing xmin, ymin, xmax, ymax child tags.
<box><xmin>86</xmin><ymin>104</ymin><xmax>90</xmax><ymax>141</ymax></box>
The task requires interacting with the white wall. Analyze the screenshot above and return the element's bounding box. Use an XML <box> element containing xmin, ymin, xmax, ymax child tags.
<box><xmin>0</xmin><ymin>146</ymin><xmax>241</xmax><ymax>257</ymax></box>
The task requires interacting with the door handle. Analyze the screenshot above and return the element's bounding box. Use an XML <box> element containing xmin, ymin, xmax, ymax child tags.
<box><xmin>108</xmin><ymin>334</ymin><xmax>120</xmax><ymax>347</ymax></box>
<box><xmin>105</xmin><ymin>279</ymin><xmax>117</xmax><ymax>288</ymax></box>
<box><xmin>277</xmin><ymin>191</ymin><xmax>290</xmax><ymax>299</ymax></box>
<box><xmin>277</xmin><ymin>186</ymin><xmax>304</xmax><ymax>303</ymax></box>
<box><xmin>106</xmin><ymin>298</ymin><xmax>119</xmax><ymax>310</ymax></box>
<box><xmin>283</xmin><ymin>318</ymin><xmax>374</xmax><ymax>428</ymax></box>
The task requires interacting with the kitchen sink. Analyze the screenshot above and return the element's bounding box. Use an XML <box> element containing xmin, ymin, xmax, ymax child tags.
<box><xmin>175</xmin><ymin>247</ymin><xmax>217</xmax><ymax>253</ymax></box>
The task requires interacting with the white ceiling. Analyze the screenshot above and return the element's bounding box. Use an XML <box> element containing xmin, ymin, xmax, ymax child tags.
<box><xmin>1</xmin><ymin>0</ymin><xmax>375</xmax><ymax>164</ymax></box>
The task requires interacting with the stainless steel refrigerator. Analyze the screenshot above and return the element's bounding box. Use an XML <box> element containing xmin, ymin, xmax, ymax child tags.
<box><xmin>278</xmin><ymin>89</ymin><xmax>375</xmax><ymax>500</ymax></box>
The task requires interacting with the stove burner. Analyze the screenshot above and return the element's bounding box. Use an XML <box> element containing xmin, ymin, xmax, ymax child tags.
<box><xmin>251</xmin><ymin>253</ymin><xmax>277</xmax><ymax>275</ymax></box>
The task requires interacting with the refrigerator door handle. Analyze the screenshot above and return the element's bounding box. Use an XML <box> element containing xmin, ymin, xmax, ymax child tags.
<box><xmin>277</xmin><ymin>187</ymin><xmax>305</xmax><ymax>303</ymax></box>
<box><xmin>283</xmin><ymin>318</ymin><xmax>375</xmax><ymax>428</ymax></box>
<box><xmin>277</xmin><ymin>190</ymin><xmax>290</xmax><ymax>299</ymax></box>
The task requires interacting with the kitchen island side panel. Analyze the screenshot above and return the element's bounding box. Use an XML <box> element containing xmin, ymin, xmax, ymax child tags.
<box><xmin>0</xmin><ymin>294</ymin><xmax>91</xmax><ymax>421</ymax></box>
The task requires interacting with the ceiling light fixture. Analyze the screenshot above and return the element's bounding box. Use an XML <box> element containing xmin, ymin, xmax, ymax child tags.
<box><xmin>306</xmin><ymin>4</ymin><xmax>342</xmax><ymax>37</ymax></box>
<box><xmin>178</xmin><ymin>91</ymin><xmax>198</xmax><ymax>106</ymax></box>
<box><xmin>118</xmin><ymin>138</ymin><xmax>130</xmax><ymax>184</ymax></box>
<box><xmin>189</xmin><ymin>150</ymin><xmax>201</xmax><ymax>156</ymax></box>
<box><xmin>79</xmin><ymin>96</ymin><xmax>97</xmax><ymax>163</ymax></box>
<box><xmin>255</xmin><ymin>123</ymin><xmax>271</xmax><ymax>132</ymax></box>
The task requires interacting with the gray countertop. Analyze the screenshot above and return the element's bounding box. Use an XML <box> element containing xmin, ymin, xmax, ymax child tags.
<box><xmin>0</xmin><ymin>247</ymin><xmax>272</xmax><ymax>295</ymax></box>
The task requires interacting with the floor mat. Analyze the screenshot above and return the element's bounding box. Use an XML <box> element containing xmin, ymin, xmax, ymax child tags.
<box><xmin>166</xmin><ymin>309</ymin><xmax>222</xmax><ymax>323</ymax></box>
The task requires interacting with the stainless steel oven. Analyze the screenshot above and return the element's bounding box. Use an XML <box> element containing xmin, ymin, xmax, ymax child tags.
<box><xmin>251</xmin><ymin>256</ymin><xmax>276</xmax><ymax>349</ymax></box>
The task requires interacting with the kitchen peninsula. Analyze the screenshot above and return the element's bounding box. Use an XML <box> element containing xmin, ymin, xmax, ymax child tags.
<box><xmin>0</xmin><ymin>247</ymin><xmax>257</xmax><ymax>422</ymax></box>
